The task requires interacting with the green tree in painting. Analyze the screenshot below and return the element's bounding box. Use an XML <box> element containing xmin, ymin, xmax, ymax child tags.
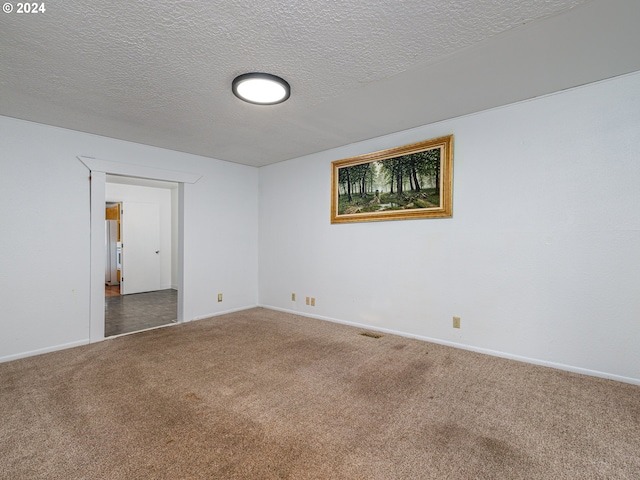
<box><xmin>421</xmin><ymin>148</ymin><xmax>441</xmax><ymax>195</ymax></box>
<box><xmin>338</xmin><ymin>166</ymin><xmax>353</xmax><ymax>201</ymax></box>
<box><xmin>338</xmin><ymin>163</ymin><xmax>374</xmax><ymax>200</ymax></box>
<box><xmin>379</xmin><ymin>149</ymin><xmax>439</xmax><ymax>198</ymax></box>
<box><xmin>380</xmin><ymin>158</ymin><xmax>401</xmax><ymax>195</ymax></box>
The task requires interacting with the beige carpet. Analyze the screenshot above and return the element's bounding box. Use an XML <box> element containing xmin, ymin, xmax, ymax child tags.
<box><xmin>1</xmin><ymin>308</ymin><xmax>638</xmax><ymax>479</ymax></box>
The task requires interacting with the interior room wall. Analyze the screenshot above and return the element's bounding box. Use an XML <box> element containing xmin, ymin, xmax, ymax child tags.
<box><xmin>258</xmin><ymin>71</ymin><xmax>640</xmax><ymax>385</ymax></box>
<box><xmin>105</xmin><ymin>182</ymin><xmax>174</xmax><ymax>290</ymax></box>
<box><xmin>0</xmin><ymin>116</ymin><xmax>258</xmax><ymax>362</ymax></box>
<box><xmin>171</xmin><ymin>187</ymin><xmax>178</xmax><ymax>289</ymax></box>
<box><xmin>2</xmin><ymin>71</ymin><xmax>639</xmax><ymax>385</ymax></box>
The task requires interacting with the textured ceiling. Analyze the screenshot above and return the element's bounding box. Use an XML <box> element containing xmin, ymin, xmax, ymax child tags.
<box><xmin>1</xmin><ymin>0</ymin><xmax>640</xmax><ymax>167</ymax></box>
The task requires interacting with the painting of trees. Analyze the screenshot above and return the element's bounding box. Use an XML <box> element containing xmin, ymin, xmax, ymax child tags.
<box><xmin>379</xmin><ymin>148</ymin><xmax>440</xmax><ymax>197</ymax></box>
<box><xmin>331</xmin><ymin>135</ymin><xmax>453</xmax><ymax>223</ymax></box>
<box><xmin>338</xmin><ymin>162</ymin><xmax>374</xmax><ymax>201</ymax></box>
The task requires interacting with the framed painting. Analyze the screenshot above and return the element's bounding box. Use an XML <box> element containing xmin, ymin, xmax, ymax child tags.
<box><xmin>331</xmin><ymin>135</ymin><xmax>453</xmax><ymax>224</ymax></box>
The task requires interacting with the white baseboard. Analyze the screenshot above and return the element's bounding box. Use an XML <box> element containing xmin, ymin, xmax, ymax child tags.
<box><xmin>259</xmin><ymin>304</ymin><xmax>640</xmax><ymax>386</ymax></box>
<box><xmin>0</xmin><ymin>339</ymin><xmax>90</xmax><ymax>364</ymax></box>
<box><xmin>190</xmin><ymin>304</ymin><xmax>257</xmax><ymax>322</ymax></box>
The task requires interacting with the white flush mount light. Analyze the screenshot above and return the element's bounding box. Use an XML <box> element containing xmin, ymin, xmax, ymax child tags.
<box><xmin>232</xmin><ymin>73</ymin><xmax>290</xmax><ymax>105</ymax></box>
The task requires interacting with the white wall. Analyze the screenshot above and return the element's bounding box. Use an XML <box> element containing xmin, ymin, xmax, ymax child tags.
<box><xmin>0</xmin><ymin>117</ymin><xmax>258</xmax><ymax>361</ymax></box>
<box><xmin>258</xmin><ymin>71</ymin><xmax>640</xmax><ymax>384</ymax></box>
<box><xmin>105</xmin><ymin>182</ymin><xmax>174</xmax><ymax>290</ymax></box>
<box><xmin>171</xmin><ymin>187</ymin><xmax>178</xmax><ymax>288</ymax></box>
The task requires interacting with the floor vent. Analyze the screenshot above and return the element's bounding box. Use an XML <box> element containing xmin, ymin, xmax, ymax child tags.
<box><xmin>360</xmin><ymin>331</ymin><xmax>383</xmax><ymax>339</ymax></box>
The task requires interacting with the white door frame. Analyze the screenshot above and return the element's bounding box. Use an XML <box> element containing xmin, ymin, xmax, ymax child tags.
<box><xmin>79</xmin><ymin>156</ymin><xmax>201</xmax><ymax>343</ymax></box>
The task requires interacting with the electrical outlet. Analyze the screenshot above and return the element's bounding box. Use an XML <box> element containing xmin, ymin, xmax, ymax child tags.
<box><xmin>218</xmin><ymin>293</ymin><xmax>223</xmax><ymax>302</ymax></box>
<box><xmin>453</xmin><ymin>316</ymin><xmax>460</xmax><ymax>328</ymax></box>
<box><xmin>310</xmin><ymin>297</ymin><xmax>316</xmax><ymax>306</ymax></box>
<box><xmin>292</xmin><ymin>293</ymin><xmax>296</xmax><ymax>301</ymax></box>
<box><xmin>306</xmin><ymin>296</ymin><xmax>310</xmax><ymax>305</ymax></box>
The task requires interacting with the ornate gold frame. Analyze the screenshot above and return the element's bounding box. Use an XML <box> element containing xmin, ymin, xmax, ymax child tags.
<box><xmin>331</xmin><ymin>135</ymin><xmax>453</xmax><ymax>224</ymax></box>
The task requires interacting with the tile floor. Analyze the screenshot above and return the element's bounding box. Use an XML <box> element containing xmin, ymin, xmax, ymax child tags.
<box><xmin>105</xmin><ymin>287</ymin><xmax>177</xmax><ymax>337</ymax></box>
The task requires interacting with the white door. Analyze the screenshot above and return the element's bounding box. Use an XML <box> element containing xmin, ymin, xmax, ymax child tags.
<box><xmin>120</xmin><ymin>202</ymin><xmax>161</xmax><ymax>295</ymax></box>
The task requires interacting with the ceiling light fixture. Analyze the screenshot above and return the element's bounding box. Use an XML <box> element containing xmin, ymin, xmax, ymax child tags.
<box><xmin>232</xmin><ymin>73</ymin><xmax>290</xmax><ymax>105</ymax></box>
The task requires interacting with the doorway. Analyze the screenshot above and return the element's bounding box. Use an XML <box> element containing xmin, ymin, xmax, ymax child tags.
<box><xmin>83</xmin><ymin>155</ymin><xmax>200</xmax><ymax>344</ymax></box>
<box><xmin>104</xmin><ymin>176</ymin><xmax>178</xmax><ymax>337</ymax></box>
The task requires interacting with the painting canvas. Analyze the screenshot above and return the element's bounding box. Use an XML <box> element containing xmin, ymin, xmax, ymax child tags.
<box><xmin>331</xmin><ymin>135</ymin><xmax>453</xmax><ymax>223</ymax></box>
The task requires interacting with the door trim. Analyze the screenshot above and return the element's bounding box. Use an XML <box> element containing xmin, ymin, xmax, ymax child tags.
<box><xmin>79</xmin><ymin>156</ymin><xmax>201</xmax><ymax>184</ymax></box>
<box><xmin>80</xmin><ymin>156</ymin><xmax>200</xmax><ymax>343</ymax></box>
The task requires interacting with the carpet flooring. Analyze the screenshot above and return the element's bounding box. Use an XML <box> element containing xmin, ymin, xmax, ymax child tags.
<box><xmin>1</xmin><ymin>308</ymin><xmax>638</xmax><ymax>479</ymax></box>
